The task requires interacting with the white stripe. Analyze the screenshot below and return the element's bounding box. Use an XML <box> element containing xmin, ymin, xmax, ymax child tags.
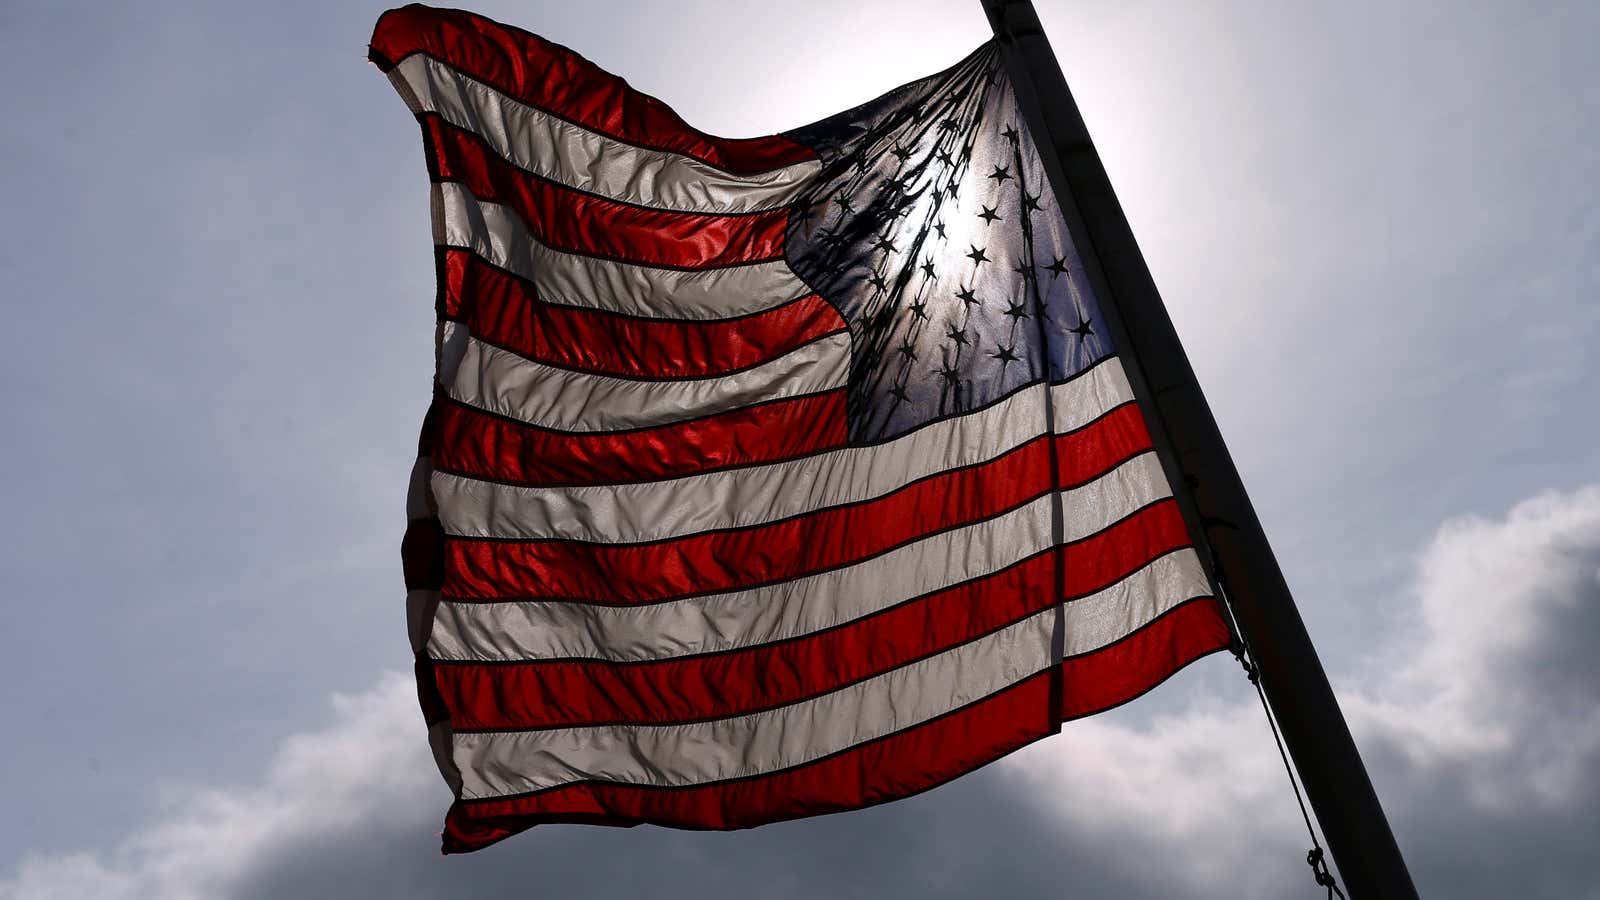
<box><xmin>428</xmin><ymin>719</ymin><xmax>463</xmax><ymax>796</ymax></box>
<box><xmin>438</xmin><ymin>382</ymin><xmax>1046</xmax><ymax>540</ymax></box>
<box><xmin>451</xmin><ymin>608</ymin><xmax>1056</xmax><ymax>798</ymax></box>
<box><xmin>447</xmin><ymin>331</ymin><xmax>849</xmax><ymax>433</ymax></box>
<box><xmin>1050</xmin><ymin>356</ymin><xmax>1135</xmax><ymax>433</ymax></box>
<box><xmin>430</xmin><ymin>452</ymin><xmax>1173</xmax><ymax>663</ymax></box>
<box><xmin>434</xmin><ymin>183</ymin><xmax>811</xmax><ymax>320</ymax></box>
<box><xmin>436</xmin><ymin>320</ymin><xmax>469</xmax><ymax>388</ymax></box>
<box><xmin>405</xmin><ymin>456</ymin><xmax>435</xmax><ymax>520</ymax></box>
<box><xmin>391</xmin><ymin>55</ymin><xmax>820</xmax><ymax>214</ymax></box>
<box><xmin>407</xmin><ymin>588</ymin><xmax>441</xmax><ymax>656</ymax></box>
<box><xmin>434</xmin><ymin>357</ymin><xmax>1134</xmax><ymax>542</ymax></box>
<box><xmin>430</xmin><ymin>493</ymin><xmax>1056</xmax><ymax>663</ymax></box>
<box><xmin>1061</xmin><ymin>549</ymin><xmax>1211</xmax><ymax>657</ymax></box>
<box><xmin>1059</xmin><ymin>451</ymin><xmax>1171</xmax><ymax>544</ymax></box>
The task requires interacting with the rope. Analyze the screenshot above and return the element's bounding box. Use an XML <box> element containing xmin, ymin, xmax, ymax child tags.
<box><xmin>1163</xmin><ymin>408</ymin><xmax>1349</xmax><ymax>897</ymax></box>
<box><xmin>1234</xmin><ymin>649</ymin><xmax>1345</xmax><ymax>900</ymax></box>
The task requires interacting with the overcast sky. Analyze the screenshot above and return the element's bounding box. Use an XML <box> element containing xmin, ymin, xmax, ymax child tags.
<box><xmin>1</xmin><ymin>0</ymin><xmax>1596</xmax><ymax>897</ymax></box>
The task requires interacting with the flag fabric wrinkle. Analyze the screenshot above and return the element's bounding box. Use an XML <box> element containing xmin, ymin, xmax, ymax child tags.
<box><xmin>372</xmin><ymin>3</ymin><xmax>1231</xmax><ymax>853</ymax></box>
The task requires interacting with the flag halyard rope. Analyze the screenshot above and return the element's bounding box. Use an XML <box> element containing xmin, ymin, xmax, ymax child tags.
<box><xmin>1229</xmin><ymin>611</ymin><xmax>1346</xmax><ymax>900</ymax></box>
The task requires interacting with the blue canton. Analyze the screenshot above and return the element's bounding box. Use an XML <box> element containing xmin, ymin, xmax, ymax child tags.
<box><xmin>785</xmin><ymin>44</ymin><xmax>1109</xmax><ymax>443</ymax></box>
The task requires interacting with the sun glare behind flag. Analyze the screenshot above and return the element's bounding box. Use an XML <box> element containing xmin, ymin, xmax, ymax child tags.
<box><xmin>373</xmin><ymin>3</ymin><xmax>1232</xmax><ymax>854</ymax></box>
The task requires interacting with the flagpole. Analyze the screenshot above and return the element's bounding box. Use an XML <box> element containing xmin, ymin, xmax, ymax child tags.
<box><xmin>979</xmin><ymin>2</ymin><xmax>1418</xmax><ymax>897</ymax></box>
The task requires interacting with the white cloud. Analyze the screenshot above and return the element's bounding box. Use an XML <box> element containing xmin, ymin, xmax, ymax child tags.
<box><xmin>5</xmin><ymin>485</ymin><xmax>1598</xmax><ymax>899</ymax></box>
<box><xmin>0</xmin><ymin>674</ymin><xmax>443</xmax><ymax>900</ymax></box>
<box><xmin>1353</xmin><ymin>486</ymin><xmax>1600</xmax><ymax>804</ymax></box>
<box><xmin>1008</xmin><ymin>483</ymin><xmax>1600</xmax><ymax>896</ymax></box>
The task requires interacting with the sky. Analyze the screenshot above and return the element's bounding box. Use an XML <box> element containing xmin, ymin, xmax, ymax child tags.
<box><xmin>0</xmin><ymin>0</ymin><xmax>1596</xmax><ymax>897</ymax></box>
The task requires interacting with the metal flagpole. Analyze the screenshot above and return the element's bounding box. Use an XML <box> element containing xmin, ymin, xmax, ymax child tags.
<box><xmin>978</xmin><ymin>2</ymin><xmax>1419</xmax><ymax>897</ymax></box>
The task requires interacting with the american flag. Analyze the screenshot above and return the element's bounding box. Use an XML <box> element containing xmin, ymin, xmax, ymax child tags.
<box><xmin>373</xmin><ymin>4</ymin><xmax>1232</xmax><ymax>853</ymax></box>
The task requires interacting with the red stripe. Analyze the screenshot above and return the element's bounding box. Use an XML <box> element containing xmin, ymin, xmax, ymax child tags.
<box><xmin>1056</xmin><ymin>401</ymin><xmax>1149</xmax><ymax>485</ymax></box>
<box><xmin>372</xmin><ymin>6</ymin><xmax>815</xmax><ymax>175</ymax></box>
<box><xmin>435</xmin><ymin>499</ymin><xmax>1193</xmax><ymax>729</ymax></box>
<box><xmin>441</xmin><ymin>408</ymin><xmax>1157</xmax><ymax>603</ymax></box>
<box><xmin>440</xmin><ymin>249</ymin><xmax>845</xmax><ymax>379</ymax></box>
<box><xmin>415</xmin><ymin>658</ymin><xmax>450</xmax><ymax>727</ymax></box>
<box><xmin>1058</xmin><ymin>597</ymin><xmax>1231</xmax><ymax>720</ymax></box>
<box><xmin>1061</xmin><ymin>499</ymin><xmax>1190</xmax><ymax>599</ymax></box>
<box><xmin>432</xmin><ymin>390</ymin><xmax>849</xmax><ymax>487</ymax></box>
<box><xmin>401</xmin><ymin>517</ymin><xmax>444</xmax><ymax>590</ymax></box>
<box><xmin>443</xmin><ymin>436</ymin><xmax>1056</xmax><ymax>602</ymax></box>
<box><xmin>436</xmin><ymin>553</ymin><xmax>1056</xmax><ymax>730</ymax></box>
<box><xmin>440</xmin><ymin>669</ymin><xmax>1057</xmax><ymax>851</ymax></box>
<box><xmin>439</xmin><ymin>250</ymin><xmax>468</xmax><ymax>318</ymax></box>
<box><xmin>425</xmin><ymin>118</ymin><xmax>789</xmax><ymax>268</ymax></box>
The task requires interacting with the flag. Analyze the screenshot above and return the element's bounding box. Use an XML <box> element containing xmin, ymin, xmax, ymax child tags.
<box><xmin>372</xmin><ymin>3</ymin><xmax>1233</xmax><ymax>853</ymax></box>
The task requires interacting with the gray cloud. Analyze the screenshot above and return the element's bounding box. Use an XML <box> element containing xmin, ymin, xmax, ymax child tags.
<box><xmin>0</xmin><ymin>675</ymin><xmax>1167</xmax><ymax>900</ymax></box>
<box><xmin>6</xmin><ymin>484</ymin><xmax>1596</xmax><ymax>899</ymax></box>
<box><xmin>3</xmin><ymin>0</ymin><xmax>1596</xmax><ymax>893</ymax></box>
<box><xmin>1015</xmin><ymin>484</ymin><xmax>1600</xmax><ymax>898</ymax></box>
<box><xmin>1346</xmin><ymin>487</ymin><xmax>1600</xmax><ymax>898</ymax></box>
